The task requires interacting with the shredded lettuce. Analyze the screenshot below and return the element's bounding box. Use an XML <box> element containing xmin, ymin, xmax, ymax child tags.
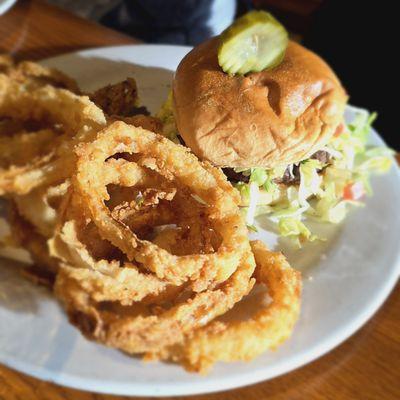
<box><xmin>278</xmin><ymin>218</ymin><xmax>317</xmax><ymax>247</ymax></box>
<box><xmin>235</xmin><ymin>182</ymin><xmax>250</xmax><ymax>204</ymax></box>
<box><xmin>249</xmin><ymin>168</ymin><xmax>278</xmax><ymax>194</ymax></box>
<box><xmin>249</xmin><ymin>168</ymin><xmax>268</xmax><ymax>185</ymax></box>
<box><xmin>309</xmin><ymin>183</ymin><xmax>350</xmax><ymax>223</ymax></box>
<box><xmin>247</xmin><ymin>224</ymin><xmax>258</xmax><ymax>233</ymax></box>
<box><xmin>234</xmin><ymin>111</ymin><xmax>393</xmax><ymax>244</ymax></box>
<box><xmin>348</xmin><ymin>111</ymin><xmax>377</xmax><ymax>143</ymax></box>
<box><xmin>355</xmin><ymin>147</ymin><xmax>395</xmax><ymax>173</ymax></box>
<box><xmin>298</xmin><ymin>159</ymin><xmax>323</xmax><ymax>205</ymax></box>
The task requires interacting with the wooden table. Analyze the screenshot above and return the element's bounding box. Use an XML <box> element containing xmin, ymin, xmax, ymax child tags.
<box><xmin>0</xmin><ymin>1</ymin><xmax>399</xmax><ymax>399</ymax></box>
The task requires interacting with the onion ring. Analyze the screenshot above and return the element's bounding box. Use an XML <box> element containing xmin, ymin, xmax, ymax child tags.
<box><xmin>74</xmin><ymin>121</ymin><xmax>249</xmax><ymax>287</ymax></box>
<box><xmin>14</xmin><ymin>180</ymin><xmax>69</xmax><ymax>238</ymax></box>
<box><xmin>0</xmin><ymin>74</ymin><xmax>106</xmax><ymax>195</ymax></box>
<box><xmin>54</xmin><ymin>249</ymin><xmax>256</xmax><ymax>354</ymax></box>
<box><xmin>6</xmin><ymin>181</ymin><xmax>69</xmax><ymax>284</ymax></box>
<box><xmin>161</xmin><ymin>240</ymin><xmax>302</xmax><ymax>373</ymax></box>
<box><xmin>0</xmin><ymin>64</ymin><xmax>303</xmax><ymax>373</ymax></box>
<box><xmin>49</xmin><ymin>188</ymin><xmax>173</xmax><ymax>305</ymax></box>
<box><xmin>8</xmin><ymin>204</ymin><xmax>59</xmax><ymax>281</ymax></box>
<box><xmin>49</xmin><ymin>156</ymin><xmax>222</xmax><ymax>304</ymax></box>
<box><xmin>0</xmin><ymin>58</ymin><xmax>80</xmax><ymax>92</ymax></box>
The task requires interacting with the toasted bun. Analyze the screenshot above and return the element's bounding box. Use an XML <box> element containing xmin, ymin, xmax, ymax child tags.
<box><xmin>173</xmin><ymin>38</ymin><xmax>348</xmax><ymax>168</ymax></box>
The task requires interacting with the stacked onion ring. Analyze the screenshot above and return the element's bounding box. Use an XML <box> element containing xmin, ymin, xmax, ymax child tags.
<box><xmin>0</xmin><ymin>61</ymin><xmax>302</xmax><ymax>373</ymax></box>
<box><xmin>51</xmin><ymin>122</ymin><xmax>301</xmax><ymax>372</ymax></box>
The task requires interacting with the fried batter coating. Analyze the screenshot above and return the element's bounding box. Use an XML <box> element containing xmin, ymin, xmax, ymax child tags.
<box><xmin>74</xmin><ymin>122</ymin><xmax>249</xmax><ymax>289</ymax></box>
<box><xmin>117</xmin><ymin>114</ymin><xmax>163</xmax><ymax>135</ymax></box>
<box><xmin>8</xmin><ymin>204</ymin><xmax>59</xmax><ymax>284</ymax></box>
<box><xmin>159</xmin><ymin>241</ymin><xmax>302</xmax><ymax>373</ymax></box>
<box><xmin>14</xmin><ymin>180</ymin><xmax>69</xmax><ymax>238</ymax></box>
<box><xmin>0</xmin><ymin>75</ymin><xmax>106</xmax><ymax>195</ymax></box>
<box><xmin>89</xmin><ymin>78</ymin><xmax>146</xmax><ymax>117</ymax></box>
<box><xmin>0</xmin><ymin>56</ymin><xmax>80</xmax><ymax>92</ymax></box>
<box><xmin>54</xmin><ymin>250</ymin><xmax>255</xmax><ymax>355</ymax></box>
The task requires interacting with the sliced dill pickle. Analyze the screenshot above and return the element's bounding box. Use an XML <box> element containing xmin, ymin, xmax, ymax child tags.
<box><xmin>218</xmin><ymin>10</ymin><xmax>288</xmax><ymax>75</ymax></box>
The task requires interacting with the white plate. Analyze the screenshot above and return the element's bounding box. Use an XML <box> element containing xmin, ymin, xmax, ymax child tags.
<box><xmin>0</xmin><ymin>45</ymin><xmax>399</xmax><ymax>397</ymax></box>
<box><xmin>0</xmin><ymin>0</ymin><xmax>16</xmax><ymax>15</ymax></box>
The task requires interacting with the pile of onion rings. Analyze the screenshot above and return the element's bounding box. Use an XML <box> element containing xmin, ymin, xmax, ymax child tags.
<box><xmin>0</xmin><ymin>74</ymin><xmax>106</xmax><ymax>195</ymax></box>
<box><xmin>0</xmin><ymin>57</ymin><xmax>302</xmax><ymax>373</ymax></box>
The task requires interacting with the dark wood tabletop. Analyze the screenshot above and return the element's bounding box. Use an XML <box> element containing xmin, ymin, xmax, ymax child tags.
<box><xmin>0</xmin><ymin>1</ymin><xmax>399</xmax><ymax>399</ymax></box>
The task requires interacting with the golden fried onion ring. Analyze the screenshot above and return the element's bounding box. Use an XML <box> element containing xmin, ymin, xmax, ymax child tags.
<box><xmin>54</xmin><ymin>249</ymin><xmax>256</xmax><ymax>355</ymax></box>
<box><xmin>8</xmin><ymin>204</ymin><xmax>59</xmax><ymax>281</ymax></box>
<box><xmin>6</xmin><ymin>181</ymin><xmax>70</xmax><ymax>283</ymax></box>
<box><xmin>75</xmin><ymin>121</ymin><xmax>250</xmax><ymax>287</ymax></box>
<box><xmin>4</xmin><ymin>60</ymin><xmax>80</xmax><ymax>92</ymax></box>
<box><xmin>50</xmin><ymin>149</ymin><xmax>234</xmax><ymax>304</ymax></box>
<box><xmin>0</xmin><ymin>74</ymin><xmax>106</xmax><ymax>195</ymax></box>
<box><xmin>0</xmin><ymin>65</ymin><xmax>303</xmax><ymax>372</ymax></box>
<box><xmin>161</xmin><ymin>241</ymin><xmax>302</xmax><ymax>372</ymax></box>
<box><xmin>49</xmin><ymin>220</ymin><xmax>172</xmax><ymax>306</ymax></box>
<box><xmin>49</xmin><ymin>185</ymin><xmax>175</xmax><ymax>305</ymax></box>
<box><xmin>14</xmin><ymin>180</ymin><xmax>70</xmax><ymax>238</ymax></box>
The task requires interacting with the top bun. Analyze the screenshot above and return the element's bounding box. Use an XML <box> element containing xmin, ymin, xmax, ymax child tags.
<box><xmin>173</xmin><ymin>38</ymin><xmax>348</xmax><ymax>168</ymax></box>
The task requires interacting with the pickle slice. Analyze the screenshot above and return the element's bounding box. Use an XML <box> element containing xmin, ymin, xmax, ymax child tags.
<box><xmin>218</xmin><ymin>10</ymin><xmax>288</xmax><ymax>75</ymax></box>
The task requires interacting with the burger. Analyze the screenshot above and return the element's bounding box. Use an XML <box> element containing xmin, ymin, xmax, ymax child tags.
<box><xmin>158</xmin><ymin>14</ymin><xmax>392</xmax><ymax>244</ymax></box>
<box><xmin>173</xmin><ymin>38</ymin><xmax>347</xmax><ymax>169</ymax></box>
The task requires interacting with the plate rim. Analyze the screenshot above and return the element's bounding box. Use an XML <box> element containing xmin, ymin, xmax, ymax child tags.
<box><xmin>1</xmin><ymin>45</ymin><xmax>399</xmax><ymax>397</ymax></box>
<box><xmin>0</xmin><ymin>0</ymin><xmax>16</xmax><ymax>15</ymax></box>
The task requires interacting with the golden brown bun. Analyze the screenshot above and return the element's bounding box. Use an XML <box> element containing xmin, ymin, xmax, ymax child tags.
<box><xmin>173</xmin><ymin>38</ymin><xmax>348</xmax><ymax>168</ymax></box>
